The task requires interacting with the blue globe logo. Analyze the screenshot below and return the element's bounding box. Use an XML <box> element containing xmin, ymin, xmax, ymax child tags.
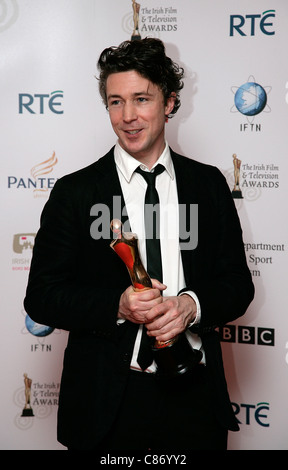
<box><xmin>25</xmin><ymin>314</ymin><xmax>54</xmax><ymax>337</ymax></box>
<box><xmin>234</xmin><ymin>82</ymin><xmax>267</xmax><ymax>116</ymax></box>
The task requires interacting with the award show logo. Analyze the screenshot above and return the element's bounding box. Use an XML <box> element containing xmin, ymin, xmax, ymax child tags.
<box><xmin>8</xmin><ymin>151</ymin><xmax>58</xmax><ymax>196</ymax></box>
<box><xmin>122</xmin><ymin>1</ymin><xmax>178</xmax><ymax>37</ymax></box>
<box><xmin>225</xmin><ymin>153</ymin><xmax>280</xmax><ymax>207</ymax></box>
<box><xmin>14</xmin><ymin>372</ymin><xmax>60</xmax><ymax>430</ymax></box>
<box><xmin>224</xmin><ymin>152</ymin><xmax>280</xmax><ymax>211</ymax></box>
<box><xmin>231</xmin><ymin>76</ymin><xmax>271</xmax><ymax>128</ymax></box>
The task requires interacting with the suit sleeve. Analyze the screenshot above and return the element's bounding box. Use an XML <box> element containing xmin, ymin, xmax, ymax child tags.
<box><xmin>182</xmin><ymin>167</ymin><xmax>254</xmax><ymax>332</ymax></box>
<box><xmin>24</xmin><ymin>176</ymin><xmax>124</xmax><ymax>334</ymax></box>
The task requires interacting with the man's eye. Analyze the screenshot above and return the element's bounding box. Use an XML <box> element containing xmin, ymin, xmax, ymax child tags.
<box><xmin>110</xmin><ymin>100</ymin><xmax>121</xmax><ymax>106</ymax></box>
<box><xmin>137</xmin><ymin>97</ymin><xmax>147</xmax><ymax>103</ymax></box>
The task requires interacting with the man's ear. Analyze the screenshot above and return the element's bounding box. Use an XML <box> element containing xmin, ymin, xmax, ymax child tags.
<box><xmin>165</xmin><ymin>92</ymin><xmax>176</xmax><ymax>118</ymax></box>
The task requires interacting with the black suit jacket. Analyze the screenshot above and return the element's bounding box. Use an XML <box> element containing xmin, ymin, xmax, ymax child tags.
<box><xmin>24</xmin><ymin>147</ymin><xmax>254</xmax><ymax>449</ymax></box>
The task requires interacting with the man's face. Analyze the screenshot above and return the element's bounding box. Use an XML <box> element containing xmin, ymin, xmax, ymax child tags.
<box><xmin>106</xmin><ymin>70</ymin><xmax>174</xmax><ymax>166</ymax></box>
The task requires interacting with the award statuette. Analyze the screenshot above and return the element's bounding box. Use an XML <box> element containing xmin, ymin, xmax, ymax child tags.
<box><xmin>131</xmin><ymin>0</ymin><xmax>141</xmax><ymax>40</ymax></box>
<box><xmin>110</xmin><ymin>219</ymin><xmax>202</xmax><ymax>378</ymax></box>
<box><xmin>21</xmin><ymin>373</ymin><xmax>34</xmax><ymax>417</ymax></box>
<box><xmin>232</xmin><ymin>153</ymin><xmax>243</xmax><ymax>199</ymax></box>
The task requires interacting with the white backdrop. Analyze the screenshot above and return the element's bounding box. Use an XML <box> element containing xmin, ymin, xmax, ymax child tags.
<box><xmin>1</xmin><ymin>0</ymin><xmax>287</xmax><ymax>450</ymax></box>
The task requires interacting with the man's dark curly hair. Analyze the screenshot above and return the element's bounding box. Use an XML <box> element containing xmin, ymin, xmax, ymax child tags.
<box><xmin>97</xmin><ymin>37</ymin><xmax>184</xmax><ymax>118</ymax></box>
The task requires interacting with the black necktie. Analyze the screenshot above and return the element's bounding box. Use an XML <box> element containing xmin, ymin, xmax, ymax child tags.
<box><xmin>135</xmin><ymin>164</ymin><xmax>165</xmax><ymax>370</ymax></box>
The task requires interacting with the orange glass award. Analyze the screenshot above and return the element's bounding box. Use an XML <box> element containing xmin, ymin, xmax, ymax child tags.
<box><xmin>110</xmin><ymin>219</ymin><xmax>202</xmax><ymax>378</ymax></box>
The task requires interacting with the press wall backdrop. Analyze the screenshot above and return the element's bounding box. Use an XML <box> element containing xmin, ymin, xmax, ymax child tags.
<box><xmin>1</xmin><ymin>0</ymin><xmax>287</xmax><ymax>450</ymax></box>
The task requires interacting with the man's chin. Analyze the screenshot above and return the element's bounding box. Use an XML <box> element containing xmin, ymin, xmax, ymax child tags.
<box><xmin>120</xmin><ymin>142</ymin><xmax>146</xmax><ymax>160</ymax></box>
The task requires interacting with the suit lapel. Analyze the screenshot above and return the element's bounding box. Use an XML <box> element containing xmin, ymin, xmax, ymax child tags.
<box><xmin>94</xmin><ymin>147</ymin><xmax>131</xmax><ymax>232</ymax></box>
<box><xmin>171</xmin><ymin>150</ymin><xmax>198</xmax><ymax>284</ymax></box>
<box><xmin>95</xmin><ymin>148</ymin><xmax>138</xmax><ymax>346</ymax></box>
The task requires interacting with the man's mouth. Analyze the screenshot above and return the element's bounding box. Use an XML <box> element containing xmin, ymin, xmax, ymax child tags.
<box><xmin>125</xmin><ymin>129</ymin><xmax>141</xmax><ymax>135</ymax></box>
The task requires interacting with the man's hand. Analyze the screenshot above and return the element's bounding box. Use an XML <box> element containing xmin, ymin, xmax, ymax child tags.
<box><xmin>145</xmin><ymin>293</ymin><xmax>197</xmax><ymax>343</ymax></box>
<box><xmin>118</xmin><ymin>280</ymin><xmax>197</xmax><ymax>342</ymax></box>
<box><xmin>117</xmin><ymin>279</ymin><xmax>166</xmax><ymax>324</ymax></box>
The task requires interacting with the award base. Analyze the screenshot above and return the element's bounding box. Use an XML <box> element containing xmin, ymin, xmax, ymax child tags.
<box><xmin>21</xmin><ymin>408</ymin><xmax>34</xmax><ymax>417</ymax></box>
<box><xmin>153</xmin><ymin>333</ymin><xmax>203</xmax><ymax>379</ymax></box>
<box><xmin>131</xmin><ymin>34</ymin><xmax>141</xmax><ymax>41</ymax></box>
<box><xmin>232</xmin><ymin>190</ymin><xmax>243</xmax><ymax>199</ymax></box>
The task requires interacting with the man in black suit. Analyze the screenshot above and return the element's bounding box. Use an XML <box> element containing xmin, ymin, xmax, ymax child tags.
<box><xmin>24</xmin><ymin>38</ymin><xmax>254</xmax><ymax>451</ymax></box>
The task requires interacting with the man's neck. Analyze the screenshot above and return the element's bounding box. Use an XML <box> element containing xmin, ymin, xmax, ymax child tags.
<box><xmin>118</xmin><ymin>142</ymin><xmax>167</xmax><ymax>170</ymax></box>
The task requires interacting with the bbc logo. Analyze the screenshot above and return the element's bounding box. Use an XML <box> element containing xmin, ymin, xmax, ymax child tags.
<box><xmin>219</xmin><ymin>325</ymin><xmax>275</xmax><ymax>346</ymax></box>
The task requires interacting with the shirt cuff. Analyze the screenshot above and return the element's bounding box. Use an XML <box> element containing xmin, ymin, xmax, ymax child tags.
<box><xmin>179</xmin><ymin>290</ymin><xmax>201</xmax><ymax>326</ymax></box>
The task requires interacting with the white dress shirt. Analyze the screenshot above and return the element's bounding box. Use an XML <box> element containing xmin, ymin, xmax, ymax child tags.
<box><xmin>114</xmin><ymin>141</ymin><xmax>205</xmax><ymax>370</ymax></box>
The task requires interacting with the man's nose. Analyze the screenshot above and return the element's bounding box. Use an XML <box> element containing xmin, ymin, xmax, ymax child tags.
<box><xmin>122</xmin><ymin>102</ymin><xmax>137</xmax><ymax>122</ymax></box>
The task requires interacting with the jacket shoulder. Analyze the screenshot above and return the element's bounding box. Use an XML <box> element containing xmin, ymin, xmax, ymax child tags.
<box><xmin>170</xmin><ymin>149</ymin><xmax>226</xmax><ymax>184</ymax></box>
<box><xmin>56</xmin><ymin>147</ymin><xmax>115</xmax><ymax>188</ymax></box>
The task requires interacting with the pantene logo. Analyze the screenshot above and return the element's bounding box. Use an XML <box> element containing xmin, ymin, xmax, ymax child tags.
<box><xmin>8</xmin><ymin>152</ymin><xmax>58</xmax><ymax>197</ymax></box>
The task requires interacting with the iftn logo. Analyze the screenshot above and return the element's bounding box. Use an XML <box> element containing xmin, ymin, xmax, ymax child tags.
<box><xmin>231</xmin><ymin>76</ymin><xmax>271</xmax><ymax>121</ymax></box>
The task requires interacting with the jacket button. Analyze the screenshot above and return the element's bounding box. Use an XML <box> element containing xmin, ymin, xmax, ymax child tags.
<box><xmin>123</xmin><ymin>353</ymin><xmax>129</xmax><ymax>362</ymax></box>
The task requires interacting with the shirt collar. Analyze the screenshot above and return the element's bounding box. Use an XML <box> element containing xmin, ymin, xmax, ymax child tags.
<box><xmin>114</xmin><ymin>141</ymin><xmax>174</xmax><ymax>182</ymax></box>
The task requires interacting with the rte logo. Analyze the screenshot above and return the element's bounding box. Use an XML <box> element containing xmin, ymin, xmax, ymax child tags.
<box><xmin>19</xmin><ymin>91</ymin><xmax>64</xmax><ymax>114</ymax></box>
<box><xmin>230</xmin><ymin>10</ymin><xmax>275</xmax><ymax>36</ymax></box>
